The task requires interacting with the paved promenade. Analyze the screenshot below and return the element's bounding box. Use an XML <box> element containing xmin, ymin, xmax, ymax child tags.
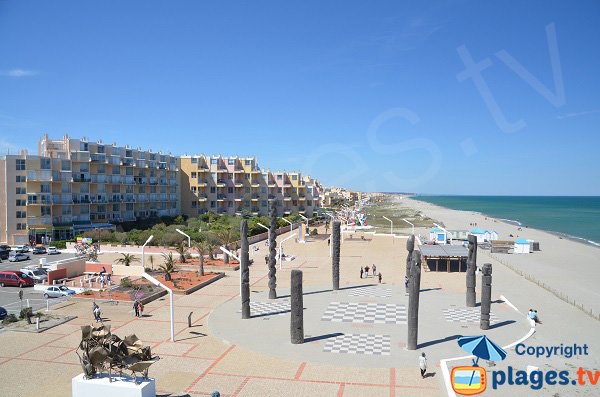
<box><xmin>0</xmin><ymin>225</ymin><xmax>598</xmax><ymax>396</ymax></box>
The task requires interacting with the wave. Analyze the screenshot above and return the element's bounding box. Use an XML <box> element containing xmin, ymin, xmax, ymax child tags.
<box><xmin>498</xmin><ymin>218</ymin><xmax>522</xmax><ymax>226</ymax></box>
<box><xmin>551</xmin><ymin>230</ymin><xmax>600</xmax><ymax>248</ymax></box>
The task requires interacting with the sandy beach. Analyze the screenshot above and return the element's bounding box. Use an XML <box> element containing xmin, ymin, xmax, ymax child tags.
<box><xmin>394</xmin><ymin>196</ymin><xmax>600</xmax><ymax>319</ymax></box>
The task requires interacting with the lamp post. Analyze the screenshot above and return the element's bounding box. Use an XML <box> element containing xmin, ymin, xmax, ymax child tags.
<box><xmin>383</xmin><ymin>216</ymin><xmax>393</xmax><ymax>235</ymax></box>
<box><xmin>142</xmin><ymin>272</ymin><xmax>174</xmax><ymax>341</ymax></box>
<box><xmin>282</xmin><ymin>217</ymin><xmax>293</xmax><ymax>233</ymax></box>
<box><xmin>278</xmin><ymin>233</ymin><xmax>295</xmax><ymax>269</ymax></box>
<box><xmin>402</xmin><ymin>218</ymin><xmax>415</xmax><ymax>235</ymax></box>
<box><xmin>434</xmin><ymin>223</ymin><xmax>453</xmax><ymax>244</ymax></box>
<box><xmin>298</xmin><ymin>213</ymin><xmax>309</xmax><ymax>236</ymax></box>
<box><xmin>256</xmin><ymin>222</ymin><xmax>270</xmax><ymax>246</ymax></box>
<box><xmin>175</xmin><ymin>228</ymin><xmax>191</xmax><ymax>247</ymax></box>
<box><xmin>142</xmin><ymin>235</ymin><xmax>154</xmax><ymax>270</ymax></box>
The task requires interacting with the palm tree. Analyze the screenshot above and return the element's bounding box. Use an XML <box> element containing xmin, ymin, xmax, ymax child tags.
<box><xmin>214</xmin><ymin>227</ymin><xmax>237</xmax><ymax>264</ymax></box>
<box><xmin>175</xmin><ymin>241</ymin><xmax>188</xmax><ymax>263</ymax></box>
<box><xmin>148</xmin><ymin>255</ymin><xmax>155</xmax><ymax>271</ymax></box>
<box><xmin>159</xmin><ymin>253</ymin><xmax>175</xmax><ymax>281</ymax></box>
<box><xmin>114</xmin><ymin>253</ymin><xmax>140</xmax><ymax>267</ymax></box>
<box><xmin>205</xmin><ymin>232</ymin><xmax>221</xmax><ymax>260</ymax></box>
<box><xmin>192</xmin><ymin>240</ymin><xmax>208</xmax><ymax>276</ymax></box>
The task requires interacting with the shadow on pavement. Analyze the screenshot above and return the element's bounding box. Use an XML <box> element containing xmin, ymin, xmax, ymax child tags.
<box><xmin>488</xmin><ymin>320</ymin><xmax>516</xmax><ymax>329</ymax></box>
<box><xmin>305</xmin><ymin>332</ymin><xmax>344</xmax><ymax>343</ymax></box>
<box><xmin>277</xmin><ymin>284</ymin><xmax>377</xmax><ymax>299</ymax></box>
<box><xmin>418</xmin><ymin>334</ymin><xmax>462</xmax><ymax>349</ymax></box>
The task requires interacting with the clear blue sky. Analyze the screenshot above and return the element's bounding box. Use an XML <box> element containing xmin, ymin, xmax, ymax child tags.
<box><xmin>1</xmin><ymin>0</ymin><xmax>599</xmax><ymax>195</ymax></box>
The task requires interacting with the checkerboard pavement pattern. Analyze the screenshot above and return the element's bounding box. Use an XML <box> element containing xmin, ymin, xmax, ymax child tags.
<box><xmin>321</xmin><ymin>302</ymin><xmax>407</xmax><ymax>324</ymax></box>
<box><xmin>443</xmin><ymin>307</ymin><xmax>498</xmax><ymax>323</ymax></box>
<box><xmin>323</xmin><ymin>333</ymin><xmax>391</xmax><ymax>355</ymax></box>
<box><xmin>236</xmin><ymin>300</ymin><xmax>291</xmax><ymax>317</ymax></box>
<box><xmin>347</xmin><ymin>286</ymin><xmax>393</xmax><ymax>298</ymax></box>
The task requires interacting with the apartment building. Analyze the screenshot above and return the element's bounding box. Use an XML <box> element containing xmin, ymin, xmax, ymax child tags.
<box><xmin>0</xmin><ymin>135</ymin><xmax>179</xmax><ymax>245</ymax></box>
<box><xmin>179</xmin><ymin>155</ymin><xmax>321</xmax><ymax>218</ymax></box>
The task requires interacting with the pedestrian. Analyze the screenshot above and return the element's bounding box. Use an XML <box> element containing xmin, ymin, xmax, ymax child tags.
<box><xmin>327</xmin><ymin>238</ymin><xmax>330</xmax><ymax>246</ymax></box>
<box><xmin>405</xmin><ymin>275</ymin><xmax>409</xmax><ymax>289</ymax></box>
<box><xmin>107</xmin><ymin>273</ymin><xmax>112</xmax><ymax>284</ymax></box>
<box><xmin>133</xmin><ymin>300</ymin><xmax>140</xmax><ymax>317</ymax></box>
<box><xmin>419</xmin><ymin>352</ymin><xmax>427</xmax><ymax>378</ymax></box>
<box><xmin>94</xmin><ymin>305</ymin><xmax>102</xmax><ymax>322</ymax></box>
<box><xmin>265</xmin><ymin>255</ymin><xmax>268</xmax><ymax>265</ymax></box>
<box><xmin>372</xmin><ymin>264</ymin><xmax>377</xmax><ymax>276</ymax></box>
<box><xmin>360</xmin><ymin>267</ymin><xmax>364</xmax><ymax>279</ymax></box>
<box><xmin>99</xmin><ymin>274</ymin><xmax>105</xmax><ymax>289</ymax></box>
<box><xmin>364</xmin><ymin>265</ymin><xmax>370</xmax><ymax>277</ymax></box>
<box><xmin>378</xmin><ymin>273</ymin><xmax>382</xmax><ymax>283</ymax></box>
<box><xmin>99</xmin><ymin>266</ymin><xmax>106</xmax><ymax>276</ymax></box>
<box><xmin>139</xmin><ymin>301</ymin><xmax>144</xmax><ymax>317</ymax></box>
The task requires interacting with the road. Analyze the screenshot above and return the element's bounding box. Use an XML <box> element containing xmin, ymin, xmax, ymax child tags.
<box><xmin>0</xmin><ymin>251</ymin><xmax>76</xmax><ymax>315</ymax></box>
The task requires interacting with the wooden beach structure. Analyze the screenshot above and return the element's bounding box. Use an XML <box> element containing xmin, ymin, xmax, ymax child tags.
<box><xmin>419</xmin><ymin>244</ymin><xmax>469</xmax><ymax>272</ymax></box>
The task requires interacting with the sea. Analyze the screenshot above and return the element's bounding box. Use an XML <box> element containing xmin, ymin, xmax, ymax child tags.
<box><xmin>411</xmin><ymin>196</ymin><xmax>600</xmax><ymax>247</ymax></box>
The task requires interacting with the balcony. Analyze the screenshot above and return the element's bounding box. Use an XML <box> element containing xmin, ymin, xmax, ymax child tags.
<box><xmin>71</xmin><ymin>152</ymin><xmax>90</xmax><ymax>162</ymax></box>
<box><xmin>52</xmin><ymin>195</ymin><xmax>73</xmax><ymax>205</ymax></box>
<box><xmin>91</xmin><ymin>175</ymin><xmax>107</xmax><ymax>183</ymax></box>
<box><xmin>216</xmin><ymin>180</ymin><xmax>226</xmax><ymax>187</ymax></box>
<box><xmin>121</xmin><ymin>159</ymin><xmax>134</xmax><ymax>166</ymax></box>
<box><xmin>284</xmin><ymin>197</ymin><xmax>292</xmax><ymax>201</ymax></box>
<box><xmin>268</xmin><ymin>182</ymin><xmax>277</xmax><ymax>187</ymax></box>
<box><xmin>52</xmin><ymin>216</ymin><xmax>72</xmax><ymax>225</ymax></box>
<box><xmin>73</xmin><ymin>175</ymin><xmax>91</xmax><ymax>183</ymax></box>
<box><xmin>27</xmin><ymin>170</ymin><xmax>53</xmax><ymax>182</ymax></box>
<box><xmin>91</xmin><ymin>154</ymin><xmax>106</xmax><ymax>162</ymax></box>
<box><xmin>234</xmin><ymin>182</ymin><xmax>244</xmax><ymax>187</ymax></box>
<box><xmin>27</xmin><ymin>216</ymin><xmax>52</xmax><ymax>225</ymax></box>
<box><xmin>27</xmin><ymin>194</ymin><xmax>52</xmax><ymax>205</ymax></box>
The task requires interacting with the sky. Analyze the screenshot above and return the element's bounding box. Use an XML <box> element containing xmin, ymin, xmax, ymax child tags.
<box><xmin>1</xmin><ymin>0</ymin><xmax>599</xmax><ymax>195</ymax></box>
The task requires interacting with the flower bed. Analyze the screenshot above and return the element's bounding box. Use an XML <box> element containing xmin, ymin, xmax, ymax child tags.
<box><xmin>72</xmin><ymin>278</ymin><xmax>166</xmax><ymax>304</ymax></box>
<box><xmin>151</xmin><ymin>271</ymin><xmax>225</xmax><ymax>295</ymax></box>
<box><xmin>181</xmin><ymin>258</ymin><xmax>240</xmax><ymax>271</ymax></box>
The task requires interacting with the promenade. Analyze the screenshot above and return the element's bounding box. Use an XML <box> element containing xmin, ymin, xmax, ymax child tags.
<box><xmin>0</xmin><ymin>224</ymin><xmax>598</xmax><ymax>396</ymax></box>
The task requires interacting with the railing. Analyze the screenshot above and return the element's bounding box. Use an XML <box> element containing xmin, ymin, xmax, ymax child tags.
<box><xmin>27</xmin><ymin>216</ymin><xmax>52</xmax><ymax>225</ymax></box>
<box><xmin>27</xmin><ymin>170</ymin><xmax>52</xmax><ymax>182</ymax></box>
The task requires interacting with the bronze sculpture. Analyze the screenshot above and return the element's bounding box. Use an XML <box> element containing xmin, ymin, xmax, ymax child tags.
<box><xmin>76</xmin><ymin>324</ymin><xmax>159</xmax><ymax>383</ymax></box>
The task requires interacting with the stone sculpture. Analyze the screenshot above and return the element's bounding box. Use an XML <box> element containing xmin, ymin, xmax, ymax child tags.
<box><xmin>332</xmin><ymin>220</ymin><xmax>341</xmax><ymax>290</ymax></box>
<box><xmin>76</xmin><ymin>324</ymin><xmax>159</xmax><ymax>383</ymax></box>
<box><xmin>480</xmin><ymin>263</ymin><xmax>492</xmax><ymax>330</ymax></box>
<box><xmin>268</xmin><ymin>207</ymin><xmax>278</xmax><ymax>299</ymax></box>
<box><xmin>407</xmin><ymin>250</ymin><xmax>422</xmax><ymax>350</ymax></box>
<box><xmin>466</xmin><ymin>234</ymin><xmax>478</xmax><ymax>307</ymax></box>
<box><xmin>290</xmin><ymin>269</ymin><xmax>304</xmax><ymax>344</ymax></box>
<box><xmin>240</xmin><ymin>219</ymin><xmax>251</xmax><ymax>319</ymax></box>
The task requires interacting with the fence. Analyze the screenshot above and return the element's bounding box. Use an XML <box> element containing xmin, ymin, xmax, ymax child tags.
<box><xmin>484</xmin><ymin>251</ymin><xmax>599</xmax><ymax>321</ymax></box>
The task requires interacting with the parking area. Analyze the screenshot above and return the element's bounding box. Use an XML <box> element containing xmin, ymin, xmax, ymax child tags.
<box><xmin>0</xmin><ymin>251</ymin><xmax>76</xmax><ymax>315</ymax></box>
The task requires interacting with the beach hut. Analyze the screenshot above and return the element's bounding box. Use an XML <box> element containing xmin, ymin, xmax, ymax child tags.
<box><xmin>514</xmin><ymin>238</ymin><xmax>531</xmax><ymax>254</ymax></box>
<box><xmin>429</xmin><ymin>227</ymin><xmax>448</xmax><ymax>244</ymax></box>
<box><xmin>484</xmin><ymin>230</ymin><xmax>499</xmax><ymax>241</ymax></box>
<box><xmin>468</xmin><ymin>227</ymin><xmax>486</xmax><ymax>243</ymax></box>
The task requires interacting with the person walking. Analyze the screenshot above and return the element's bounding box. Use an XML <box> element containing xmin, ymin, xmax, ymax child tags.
<box><xmin>264</xmin><ymin>255</ymin><xmax>268</xmax><ymax>265</ymax></box>
<box><xmin>360</xmin><ymin>267</ymin><xmax>364</xmax><ymax>279</ymax></box>
<box><xmin>133</xmin><ymin>300</ymin><xmax>140</xmax><ymax>317</ymax></box>
<box><xmin>378</xmin><ymin>273</ymin><xmax>382</xmax><ymax>283</ymax></box>
<box><xmin>372</xmin><ymin>264</ymin><xmax>377</xmax><ymax>276</ymax></box>
<box><xmin>93</xmin><ymin>305</ymin><xmax>102</xmax><ymax>322</ymax></box>
<box><xmin>419</xmin><ymin>352</ymin><xmax>427</xmax><ymax>378</ymax></box>
<box><xmin>139</xmin><ymin>301</ymin><xmax>145</xmax><ymax>317</ymax></box>
<box><xmin>327</xmin><ymin>238</ymin><xmax>330</xmax><ymax>246</ymax></box>
<box><xmin>364</xmin><ymin>265</ymin><xmax>370</xmax><ymax>277</ymax></box>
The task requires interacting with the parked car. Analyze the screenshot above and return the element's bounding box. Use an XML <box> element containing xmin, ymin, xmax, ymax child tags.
<box><xmin>19</xmin><ymin>268</ymin><xmax>48</xmax><ymax>282</ymax></box>
<box><xmin>0</xmin><ymin>306</ymin><xmax>7</xmax><ymax>320</ymax></box>
<box><xmin>0</xmin><ymin>271</ymin><xmax>35</xmax><ymax>288</ymax></box>
<box><xmin>14</xmin><ymin>245</ymin><xmax>30</xmax><ymax>253</ymax></box>
<box><xmin>44</xmin><ymin>285</ymin><xmax>76</xmax><ymax>298</ymax></box>
<box><xmin>47</xmin><ymin>247</ymin><xmax>60</xmax><ymax>255</ymax></box>
<box><xmin>8</xmin><ymin>253</ymin><xmax>30</xmax><ymax>262</ymax></box>
<box><xmin>32</xmin><ymin>246</ymin><xmax>47</xmax><ymax>255</ymax></box>
<box><xmin>0</xmin><ymin>248</ymin><xmax>10</xmax><ymax>260</ymax></box>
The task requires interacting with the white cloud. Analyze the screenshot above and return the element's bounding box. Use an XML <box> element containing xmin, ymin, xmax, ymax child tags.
<box><xmin>556</xmin><ymin>110</ymin><xmax>600</xmax><ymax>120</ymax></box>
<box><xmin>2</xmin><ymin>69</ymin><xmax>38</xmax><ymax>78</ymax></box>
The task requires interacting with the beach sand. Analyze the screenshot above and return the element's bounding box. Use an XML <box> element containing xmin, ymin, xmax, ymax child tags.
<box><xmin>397</xmin><ymin>196</ymin><xmax>600</xmax><ymax>319</ymax></box>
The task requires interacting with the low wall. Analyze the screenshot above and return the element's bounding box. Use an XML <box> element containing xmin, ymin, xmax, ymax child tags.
<box><xmin>50</xmin><ymin>257</ymin><xmax>86</xmax><ymax>278</ymax></box>
<box><xmin>84</xmin><ymin>263</ymin><xmax>112</xmax><ymax>274</ymax></box>
<box><xmin>47</xmin><ymin>268</ymin><xmax>67</xmax><ymax>284</ymax></box>
<box><xmin>112</xmin><ymin>264</ymin><xmax>145</xmax><ymax>277</ymax></box>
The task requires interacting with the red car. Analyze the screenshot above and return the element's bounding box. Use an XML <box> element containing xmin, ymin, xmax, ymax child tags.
<box><xmin>0</xmin><ymin>271</ymin><xmax>35</xmax><ymax>288</ymax></box>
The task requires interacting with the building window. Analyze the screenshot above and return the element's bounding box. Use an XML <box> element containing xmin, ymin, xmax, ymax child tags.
<box><xmin>210</xmin><ymin>187</ymin><xmax>216</xmax><ymax>193</ymax></box>
<box><xmin>41</xmin><ymin>206</ymin><xmax>51</xmax><ymax>216</ymax></box>
<box><xmin>191</xmin><ymin>157</ymin><xmax>198</xmax><ymax>164</ymax></box>
<box><xmin>307</xmin><ymin>200</ymin><xmax>312</xmax><ymax>206</ymax></box>
<box><xmin>191</xmin><ymin>186</ymin><xmax>197</xmax><ymax>193</ymax></box>
<box><xmin>16</xmin><ymin>223</ymin><xmax>27</xmax><ymax>230</ymax></box>
<box><xmin>16</xmin><ymin>211</ymin><xmax>26</xmax><ymax>218</ymax></box>
<box><xmin>210</xmin><ymin>201</ymin><xmax>216</xmax><ymax>208</ymax></box>
<box><xmin>210</xmin><ymin>158</ymin><xmax>218</xmax><ymax>164</ymax></box>
<box><xmin>245</xmin><ymin>174</ymin><xmax>250</xmax><ymax>180</ymax></box>
<box><xmin>228</xmin><ymin>159</ymin><xmax>235</xmax><ymax>165</ymax></box>
<box><xmin>16</xmin><ymin>199</ymin><xmax>26</xmax><ymax>206</ymax></box>
<box><xmin>261</xmin><ymin>201</ymin><xmax>267</xmax><ymax>207</ymax></box>
<box><xmin>292</xmin><ymin>188</ymin><xmax>297</xmax><ymax>193</ymax></box>
<box><xmin>279</xmin><ymin>188</ymin><xmax>283</xmax><ymax>193</ymax></box>
<box><xmin>292</xmin><ymin>175</ymin><xmax>297</xmax><ymax>180</ymax></box>
<box><xmin>228</xmin><ymin>187</ymin><xmax>233</xmax><ymax>193</ymax></box>
<box><xmin>277</xmin><ymin>175</ymin><xmax>282</xmax><ymax>180</ymax></box>
<box><xmin>228</xmin><ymin>201</ymin><xmax>233</xmax><ymax>207</ymax></box>
<box><xmin>191</xmin><ymin>172</ymin><xmax>197</xmax><ymax>178</ymax></box>
<box><xmin>191</xmin><ymin>201</ymin><xmax>197</xmax><ymax>208</ymax></box>
<box><xmin>245</xmin><ymin>160</ymin><xmax>251</xmax><ymax>165</ymax></box>
<box><xmin>16</xmin><ymin>159</ymin><xmax>25</xmax><ymax>170</ymax></box>
<box><xmin>16</xmin><ymin>175</ymin><xmax>26</xmax><ymax>182</ymax></box>
<box><xmin>16</xmin><ymin>187</ymin><xmax>26</xmax><ymax>194</ymax></box>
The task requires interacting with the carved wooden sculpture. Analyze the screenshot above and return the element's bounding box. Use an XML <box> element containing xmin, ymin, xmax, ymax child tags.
<box><xmin>332</xmin><ymin>220</ymin><xmax>341</xmax><ymax>290</ymax></box>
<box><xmin>268</xmin><ymin>207</ymin><xmax>278</xmax><ymax>299</ymax></box>
<box><xmin>290</xmin><ymin>269</ymin><xmax>304</xmax><ymax>344</ymax></box>
<box><xmin>240</xmin><ymin>219</ymin><xmax>251</xmax><ymax>319</ymax></box>
<box><xmin>480</xmin><ymin>263</ymin><xmax>492</xmax><ymax>330</ymax></box>
<box><xmin>466</xmin><ymin>234</ymin><xmax>478</xmax><ymax>307</ymax></box>
<box><xmin>407</xmin><ymin>250</ymin><xmax>422</xmax><ymax>350</ymax></box>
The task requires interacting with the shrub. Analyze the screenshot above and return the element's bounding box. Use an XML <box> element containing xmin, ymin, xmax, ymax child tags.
<box><xmin>52</xmin><ymin>240</ymin><xmax>68</xmax><ymax>249</ymax></box>
<box><xmin>2</xmin><ymin>314</ymin><xmax>18</xmax><ymax>324</ymax></box>
<box><xmin>120</xmin><ymin>277</ymin><xmax>132</xmax><ymax>288</ymax></box>
<box><xmin>19</xmin><ymin>307</ymin><xmax>33</xmax><ymax>320</ymax></box>
<box><xmin>82</xmin><ymin>289</ymin><xmax>93</xmax><ymax>295</ymax></box>
<box><xmin>146</xmin><ymin>285</ymin><xmax>153</xmax><ymax>291</ymax></box>
<box><xmin>311</xmin><ymin>228</ymin><xmax>318</xmax><ymax>236</ymax></box>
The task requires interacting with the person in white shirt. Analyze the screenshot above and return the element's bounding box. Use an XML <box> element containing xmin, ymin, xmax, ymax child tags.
<box><xmin>419</xmin><ymin>352</ymin><xmax>427</xmax><ymax>378</ymax></box>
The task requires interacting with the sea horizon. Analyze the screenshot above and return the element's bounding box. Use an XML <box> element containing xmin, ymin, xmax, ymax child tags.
<box><xmin>410</xmin><ymin>195</ymin><xmax>600</xmax><ymax>247</ymax></box>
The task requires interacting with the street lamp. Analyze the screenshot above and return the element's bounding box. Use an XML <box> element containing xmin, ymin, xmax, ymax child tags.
<box><xmin>383</xmin><ymin>216</ymin><xmax>393</xmax><ymax>235</ymax></box>
<box><xmin>278</xmin><ymin>233</ymin><xmax>295</xmax><ymax>269</ymax></box>
<box><xmin>298</xmin><ymin>213</ymin><xmax>309</xmax><ymax>236</ymax></box>
<box><xmin>402</xmin><ymin>218</ymin><xmax>415</xmax><ymax>235</ymax></box>
<box><xmin>142</xmin><ymin>235</ymin><xmax>154</xmax><ymax>269</ymax></box>
<box><xmin>175</xmin><ymin>228</ymin><xmax>191</xmax><ymax>247</ymax></box>
<box><xmin>282</xmin><ymin>218</ymin><xmax>293</xmax><ymax>233</ymax></box>
<box><xmin>257</xmin><ymin>222</ymin><xmax>270</xmax><ymax>246</ymax></box>
<box><xmin>142</xmin><ymin>272</ymin><xmax>174</xmax><ymax>342</ymax></box>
